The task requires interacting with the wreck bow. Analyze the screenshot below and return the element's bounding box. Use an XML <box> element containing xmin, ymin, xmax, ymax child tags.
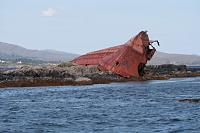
<box><xmin>72</xmin><ymin>31</ymin><xmax>159</xmax><ymax>78</ymax></box>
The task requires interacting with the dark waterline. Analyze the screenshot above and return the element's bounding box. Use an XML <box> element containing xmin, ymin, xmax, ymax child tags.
<box><xmin>0</xmin><ymin>77</ymin><xmax>200</xmax><ymax>133</ymax></box>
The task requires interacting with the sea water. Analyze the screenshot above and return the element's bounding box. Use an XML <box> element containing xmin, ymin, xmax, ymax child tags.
<box><xmin>0</xmin><ymin>77</ymin><xmax>200</xmax><ymax>133</ymax></box>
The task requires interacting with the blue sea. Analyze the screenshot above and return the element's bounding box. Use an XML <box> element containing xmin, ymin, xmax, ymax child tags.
<box><xmin>0</xmin><ymin>77</ymin><xmax>200</xmax><ymax>133</ymax></box>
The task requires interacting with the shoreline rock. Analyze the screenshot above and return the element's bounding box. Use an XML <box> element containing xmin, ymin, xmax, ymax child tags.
<box><xmin>178</xmin><ymin>98</ymin><xmax>200</xmax><ymax>103</ymax></box>
<box><xmin>0</xmin><ymin>63</ymin><xmax>200</xmax><ymax>88</ymax></box>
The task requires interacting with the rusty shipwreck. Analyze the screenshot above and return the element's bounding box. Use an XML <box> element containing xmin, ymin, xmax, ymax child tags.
<box><xmin>72</xmin><ymin>31</ymin><xmax>159</xmax><ymax>78</ymax></box>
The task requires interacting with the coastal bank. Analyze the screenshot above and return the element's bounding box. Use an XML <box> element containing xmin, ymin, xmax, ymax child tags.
<box><xmin>0</xmin><ymin>63</ymin><xmax>200</xmax><ymax>88</ymax></box>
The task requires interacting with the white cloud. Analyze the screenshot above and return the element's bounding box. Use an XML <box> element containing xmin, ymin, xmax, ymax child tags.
<box><xmin>41</xmin><ymin>8</ymin><xmax>57</xmax><ymax>17</ymax></box>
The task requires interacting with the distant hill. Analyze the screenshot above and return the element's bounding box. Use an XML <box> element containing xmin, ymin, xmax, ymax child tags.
<box><xmin>0</xmin><ymin>42</ymin><xmax>78</xmax><ymax>62</ymax></box>
<box><xmin>0</xmin><ymin>42</ymin><xmax>200</xmax><ymax>65</ymax></box>
<box><xmin>148</xmin><ymin>51</ymin><xmax>200</xmax><ymax>66</ymax></box>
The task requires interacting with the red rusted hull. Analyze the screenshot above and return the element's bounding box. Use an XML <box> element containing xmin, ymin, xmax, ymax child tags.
<box><xmin>72</xmin><ymin>31</ymin><xmax>158</xmax><ymax>78</ymax></box>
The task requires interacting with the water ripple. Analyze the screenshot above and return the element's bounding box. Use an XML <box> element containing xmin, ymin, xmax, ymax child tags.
<box><xmin>0</xmin><ymin>77</ymin><xmax>200</xmax><ymax>132</ymax></box>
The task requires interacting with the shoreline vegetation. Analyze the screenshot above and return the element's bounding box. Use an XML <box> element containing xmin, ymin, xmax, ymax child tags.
<box><xmin>0</xmin><ymin>62</ymin><xmax>200</xmax><ymax>88</ymax></box>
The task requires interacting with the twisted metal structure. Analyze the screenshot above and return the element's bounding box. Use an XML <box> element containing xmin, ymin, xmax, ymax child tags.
<box><xmin>72</xmin><ymin>31</ymin><xmax>159</xmax><ymax>78</ymax></box>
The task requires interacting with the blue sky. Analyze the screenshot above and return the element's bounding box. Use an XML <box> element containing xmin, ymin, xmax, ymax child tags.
<box><xmin>0</xmin><ymin>0</ymin><xmax>200</xmax><ymax>55</ymax></box>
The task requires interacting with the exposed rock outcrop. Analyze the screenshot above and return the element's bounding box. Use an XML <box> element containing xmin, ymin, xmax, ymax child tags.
<box><xmin>0</xmin><ymin>63</ymin><xmax>199</xmax><ymax>88</ymax></box>
<box><xmin>143</xmin><ymin>64</ymin><xmax>200</xmax><ymax>80</ymax></box>
<box><xmin>178</xmin><ymin>98</ymin><xmax>200</xmax><ymax>103</ymax></box>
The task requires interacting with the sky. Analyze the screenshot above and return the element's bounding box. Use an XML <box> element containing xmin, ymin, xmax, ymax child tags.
<box><xmin>0</xmin><ymin>0</ymin><xmax>200</xmax><ymax>55</ymax></box>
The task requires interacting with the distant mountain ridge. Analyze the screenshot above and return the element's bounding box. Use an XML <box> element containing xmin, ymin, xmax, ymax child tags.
<box><xmin>0</xmin><ymin>42</ymin><xmax>78</xmax><ymax>62</ymax></box>
<box><xmin>148</xmin><ymin>52</ymin><xmax>200</xmax><ymax>66</ymax></box>
<box><xmin>0</xmin><ymin>42</ymin><xmax>200</xmax><ymax>65</ymax></box>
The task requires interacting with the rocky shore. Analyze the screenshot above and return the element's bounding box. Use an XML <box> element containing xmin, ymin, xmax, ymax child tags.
<box><xmin>0</xmin><ymin>63</ymin><xmax>200</xmax><ymax>88</ymax></box>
